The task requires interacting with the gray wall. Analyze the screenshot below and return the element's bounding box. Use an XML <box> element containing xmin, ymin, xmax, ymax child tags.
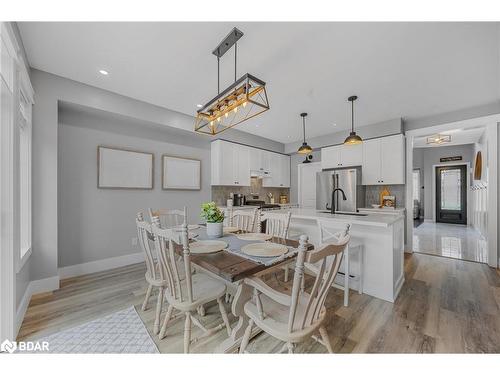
<box><xmin>58</xmin><ymin>116</ymin><xmax>212</xmax><ymax>268</ymax></box>
<box><xmin>416</xmin><ymin>144</ymin><xmax>474</xmax><ymax>220</ymax></box>
<box><xmin>32</xmin><ymin>69</ymin><xmax>284</xmax><ymax>280</ymax></box>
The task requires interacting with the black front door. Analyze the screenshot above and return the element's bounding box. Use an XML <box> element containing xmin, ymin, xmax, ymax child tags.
<box><xmin>435</xmin><ymin>165</ymin><xmax>467</xmax><ymax>224</ymax></box>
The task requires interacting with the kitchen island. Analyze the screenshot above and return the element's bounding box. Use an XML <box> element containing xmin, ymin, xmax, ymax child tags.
<box><xmin>286</xmin><ymin>208</ymin><xmax>405</xmax><ymax>303</ymax></box>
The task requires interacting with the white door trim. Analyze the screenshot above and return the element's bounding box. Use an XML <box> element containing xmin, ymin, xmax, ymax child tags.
<box><xmin>405</xmin><ymin>115</ymin><xmax>499</xmax><ymax>268</ymax></box>
<box><xmin>431</xmin><ymin>162</ymin><xmax>470</xmax><ymax>225</ymax></box>
<box><xmin>0</xmin><ymin>22</ymin><xmax>17</xmax><ymax>342</ymax></box>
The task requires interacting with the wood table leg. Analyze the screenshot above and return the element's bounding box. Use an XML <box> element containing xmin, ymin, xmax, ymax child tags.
<box><xmin>214</xmin><ymin>281</ymin><xmax>261</xmax><ymax>353</ymax></box>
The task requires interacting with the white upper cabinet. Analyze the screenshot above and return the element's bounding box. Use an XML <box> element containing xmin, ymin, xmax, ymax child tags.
<box><xmin>211</xmin><ymin>140</ymin><xmax>289</xmax><ymax>187</ymax></box>
<box><xmin>321</xmin><ymin>143</ymin><xmax>362</xmax><ymax>169</ymax></box>
<box><xmin>263</xmin><ymin>152</ymin><xmax>290</xmax><ymax>188</ymax></box>
<box><xmin>362</xmin><ymin>134</ymin><xmax>405</xmax><ymax>185</ymax></box>
<box><xmin>211</xmin><ymin>140</ymin><xmax>250</xmax><ymax>186</ymax></box>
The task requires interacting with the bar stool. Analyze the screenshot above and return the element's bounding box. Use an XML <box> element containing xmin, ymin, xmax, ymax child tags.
<box><xmin>304</xmin><ymin>220</ymin><xmax>364</xmax><ymax>307</ymax></box>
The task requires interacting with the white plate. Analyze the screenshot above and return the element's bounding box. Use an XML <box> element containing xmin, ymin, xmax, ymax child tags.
<box><xmin>241</xmin><ymin>242</ymin><xmax>288</xmax><ymax>258</ymax></box>
<box><xmin>236</xmin><ymin>233</ymin><xmax>273</xmax><ymax>241</ymax></box>
<box><xmin>223</xmin><ymin>226</ymin><xmax>240</xmax><ymax>233</ymax></box>
<box><xmin>189</xmin><ymin>240</ymin><xmax>227</xmax><ymax>254</ymax></box>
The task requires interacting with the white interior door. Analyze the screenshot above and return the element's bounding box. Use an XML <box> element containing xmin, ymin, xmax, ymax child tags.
<box><xmin>298</xmin><ymin>162</ymin><xmax>322</xmax><ymax>208</ymax></box>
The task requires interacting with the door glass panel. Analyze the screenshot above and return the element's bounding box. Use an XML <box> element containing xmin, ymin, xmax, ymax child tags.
<box><xmin>440</xmin><ymin>169</ymin><xmax>461</xmax><ymax>210</ymax></box>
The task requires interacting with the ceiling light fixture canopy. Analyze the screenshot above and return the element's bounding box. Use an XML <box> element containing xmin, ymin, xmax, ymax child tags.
<box><xmin>297</xmin><ymin>112</ymin><xmax>313</xmax><ymax>154</ymax></box>
<box><xmin>344</xmin><ymin>95</ymin><xmax>363</xmax><ymax>145</ymax></box>
<box><xmin>195</xmin><ymin>28</ymin><xmax>270</xmax><ymax>136</ymax></box>
<box><xmin>426</xmin><ymin>134</ymin><xmax>451</xmax><ymax>145</ymax></box>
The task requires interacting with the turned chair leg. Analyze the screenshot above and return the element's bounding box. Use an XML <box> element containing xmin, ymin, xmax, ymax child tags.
<box><xmin>344</xmin><ymin>246</ymin><xmax>350</xmax><ymax>307</ymax></box>
<box><xmin>319</xmin><ymin>326</ymin><xmax>333</xmax><ymax>353</ymax></box>
<box><xmin>159</xmin><ymin>305</ymin><xmax>174</xmax><ymax>340</ymax></box>
<box><xmin>239</xmin><ymin>319</ymin><xmax>254</xmax><ymax>354</ymax></box>
<box><xmin>154</xmin><ymin>287</ymin><xmax>164</xmax><ymax>335</ymax></box>
<box><xmin>284</xmin><ymin>266</ymin><xmax>289</xmax><ymax>283</ymax></box>
<box><xmin>141</xmin><ymin>284</ymin><xmax>153</xmax><ymax>311</ymax></box>
<box><xmin>287</xmin><ymin>342</ymin><xmax>295</xmax><ymax>354</ymax></box>
<box><xmin>184</xmin><ymin>312</ymin><xmax>192</xmax><ymax>354</ymax></box>
<box><xmin>217</xmin><ymin>298</ymin><xmax>231</xmax><ymax>336</ymax></box>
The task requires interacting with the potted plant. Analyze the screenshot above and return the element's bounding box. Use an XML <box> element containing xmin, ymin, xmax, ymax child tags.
<box><xmin>200</xmin><ymin>202</ymin><xmax>225</xmax><ymax>238</ymax></box>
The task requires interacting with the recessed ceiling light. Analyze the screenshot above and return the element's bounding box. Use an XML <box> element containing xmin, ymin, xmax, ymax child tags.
<box><xmin>99</xmin><ymin>70</ymin><xmax>109</xmax><ymax>75</ymax></box>
<box><xmin>332</xmin><ymin>123</ymin><xmax>337</xmax><ymax>127</ymax></box>
<box><xmin>196</xmin><ymin>104</ymin><xmax>203</xmax><ymax>108</ymax></box>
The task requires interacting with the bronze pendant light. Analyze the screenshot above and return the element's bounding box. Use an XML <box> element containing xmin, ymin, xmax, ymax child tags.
<box><xmin>344</xmin><ymin>95</ymin><xmax>363</xmax><ymax>145</ymax></box>
<box><xmin>297</xmin><ymin>112</ymin><xmax>313</xmax><ymax>154</ymax></box>
<box><xmin>194</xmin><ymin>28</ymin><xmax>270</xmax><ymax>136</ymax></box>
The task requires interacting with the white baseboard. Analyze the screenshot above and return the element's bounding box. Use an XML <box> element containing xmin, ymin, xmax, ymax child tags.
<box><xmin>16</xmin><ymin>275</ymin><xmax>60</xmax><ymax>336</ymax></box>
<box><xmin>424</xmin><ymin>219</ymin><xmax>435</xmax><ymax>223</ymax></box>
<box><xmin>58</xmin><ymin>252</ymin><xmax>145</xmax><ymax>279</ymax></box>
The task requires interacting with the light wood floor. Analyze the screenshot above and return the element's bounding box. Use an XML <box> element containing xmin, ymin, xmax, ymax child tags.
<box><xmin>18</xmin><ymin>253</ymin><xmax>500</xmax><ymax>353</ymax></box>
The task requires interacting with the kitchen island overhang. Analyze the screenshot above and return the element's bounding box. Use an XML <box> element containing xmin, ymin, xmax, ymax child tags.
<box><xmin>287</xmin><ymin>209</ymin><xmax>405</xmax><ymax>303</ymax></box>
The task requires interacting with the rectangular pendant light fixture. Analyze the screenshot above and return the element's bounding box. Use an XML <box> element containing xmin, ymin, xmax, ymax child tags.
<box><xmin>195</xmin><ymin>73</ymin><xmax>270</xmax><ymax>135</ymax></box>
<box><xmin>194</xmin><ymin>28</ymin><xmax>270</xmax><ymax>136</ymax></box>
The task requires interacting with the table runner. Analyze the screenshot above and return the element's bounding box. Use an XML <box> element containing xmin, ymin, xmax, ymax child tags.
<box><xmin>193</xmin><ymin>228</ymin><xmax>298</xmax><ymax>267</ymax></box>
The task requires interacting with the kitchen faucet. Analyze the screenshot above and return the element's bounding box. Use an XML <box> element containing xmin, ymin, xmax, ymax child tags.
<box><xmin>326</xmin><ymin>188</ymin><xmax>347</xmax><ymax>214</ymax></box>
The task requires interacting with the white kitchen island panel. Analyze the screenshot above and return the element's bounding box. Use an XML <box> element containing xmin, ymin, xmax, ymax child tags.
<box><xmin>287</xmin><ymin>209</ymin><xmax>404</xmax><ymax>303</ymax></box>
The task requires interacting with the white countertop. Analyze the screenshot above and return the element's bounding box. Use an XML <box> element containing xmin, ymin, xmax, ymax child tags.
<box><xmin>287</xmin><ymin>208</ymin><xmax>403</xmax><ymax>228</ymax></box>
<box><xmin>358</xmin><ymin>207</ymin><xmax>406</xmax><ymax>213</ymax></box>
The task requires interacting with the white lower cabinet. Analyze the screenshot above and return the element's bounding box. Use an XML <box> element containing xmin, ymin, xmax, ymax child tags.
<box><xmin>362</xmin><ymin>134</ymin><xmax>405</xmax><ymax>185</ymax></box>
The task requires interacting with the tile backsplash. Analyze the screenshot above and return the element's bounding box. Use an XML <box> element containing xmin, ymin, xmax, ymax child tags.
<box><xmin>212</xmin><ymin>177</ymin><xmax>290</xmax><ymax>206</ymax></box>
<box><xmin>365</xmin><ymin>185</ymin><xmax>405</xmax><ymax>208</ymax></box>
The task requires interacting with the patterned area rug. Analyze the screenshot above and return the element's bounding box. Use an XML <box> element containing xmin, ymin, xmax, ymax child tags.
<box><xmin>39</xmin><ymin>306</ymin><xmax>159</xmax><ymax>353</ymax></box>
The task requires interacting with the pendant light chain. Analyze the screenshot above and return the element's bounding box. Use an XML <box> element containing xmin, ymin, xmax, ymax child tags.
<box><xmin>234</xmin><ymin>41</ymin><xmax>237</xmax><ymax>83</ymax></box>
<box><xmin>217</xmin><ymin>55</ymin><xmax>220</xmax><ymax>95</ymax></box>
<box><xmin>351</xmin><ymin>99</ymin><xmax>354</xmax><ymax>133</ymax></box>
<box><xmin>303</xmin><ymin>115</ymin><xmax>306</xmax><ymax>143</ymax></box>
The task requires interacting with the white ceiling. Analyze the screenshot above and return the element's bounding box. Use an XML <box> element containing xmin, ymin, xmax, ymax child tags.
<box><xmin>18</xmin><ymin>22</ymin><xmax>500</xmax><ymax>143</ymax></box>
<box><xmin>413</xmin><ymin>126</ymin><xmax>486</xmax><ymax>148</ymax></box>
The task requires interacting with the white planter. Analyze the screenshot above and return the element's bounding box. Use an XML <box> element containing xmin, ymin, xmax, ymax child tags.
<box><xmin>206</xmin><ymin>222</ymin><xmax>223</xmax><ymax>238</ymax></box>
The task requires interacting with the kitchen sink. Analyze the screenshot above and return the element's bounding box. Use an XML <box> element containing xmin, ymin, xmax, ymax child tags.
<box><xmin>318</xmin><ymin>211</ymin><xmax>368</xmax><ymax>216</ymax></box>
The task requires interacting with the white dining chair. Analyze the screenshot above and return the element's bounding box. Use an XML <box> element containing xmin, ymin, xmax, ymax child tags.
<box><xmin>228</xmin><ymin>208</ymin><xmax>259</xmax><ymax>232</ymax></box>
<box><xmin>308</xmin><ymin>220</ymin><xmax>364</xmax><ymax>307</ymax></box>
<box><xmin>151</xmin><ymin>209</ymin><xmax>231</xmax><ymax>353</ymax></box>
<box><xmin>259</xmin><ymin>211</ymin><xmax>293</xmax><ymax>282</ymax></box>
<box><xmin>239</xmin><ymin>232</ymin><xmax>350</xmax><ymax>354</ymax></box>
<box><xmin>136</xmin><ymin>212</ymin><xmax>171</xmax><ymax>335</ymax></box>
<box><xmin>148</xmin><ymin>208</ymin><xmax>186</xmax><ymax>229</ymax></box>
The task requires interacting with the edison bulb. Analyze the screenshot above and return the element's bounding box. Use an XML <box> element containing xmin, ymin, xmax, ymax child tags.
<box><xmin>225</xmin><ymin>112</ymin><xmax>229</xmax><ymax>118</ymax></box>
<box><xmin>242</xmin><ymin>102</ymin><xmax>247</xmax><ymax>108</ymax></box>
<box><xmin>233</xmin><ymin>106</ymin><xmax>238</xmax><ymax>113</ymax></box>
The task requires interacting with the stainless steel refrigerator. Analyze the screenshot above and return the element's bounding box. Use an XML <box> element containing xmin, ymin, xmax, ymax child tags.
<box><xmin>316</xmin><ymin>168</ymin><xmax>365</xmax><ymax>212</ymax></box>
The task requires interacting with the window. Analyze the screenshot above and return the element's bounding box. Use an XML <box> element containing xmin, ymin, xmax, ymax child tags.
<box><xmin>18</xmin><ymin>82</ymin><xmax>32</xmax><ymax>260</ymax></box>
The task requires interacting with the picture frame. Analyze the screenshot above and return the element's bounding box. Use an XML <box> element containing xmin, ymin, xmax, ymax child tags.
<box><xmin>97</xmin><ymin>146</ymin><xmax>154</xmax><ymax>189</ymax></box>
<box><xmin>162</xmin><ymin>155</ymin><xmax>201</xmax><ymax>190</ymax></box>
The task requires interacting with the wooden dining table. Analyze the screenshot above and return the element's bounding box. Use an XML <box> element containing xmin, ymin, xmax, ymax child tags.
<box><xmin>174</xmin><ymin>229</ymin><xmax>312</xmax><ymax>353</ymax></box>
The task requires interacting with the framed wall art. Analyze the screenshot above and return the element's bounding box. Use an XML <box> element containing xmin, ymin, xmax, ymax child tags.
<box><xmin>98</xmin><ymin>146</ymin><xmax>154</xmax><ymax>189</ymax></box>
<box><xmin>162</xmin><ymin>155</ymin><xmax>201</xmax><ymax>190</ymax></box>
